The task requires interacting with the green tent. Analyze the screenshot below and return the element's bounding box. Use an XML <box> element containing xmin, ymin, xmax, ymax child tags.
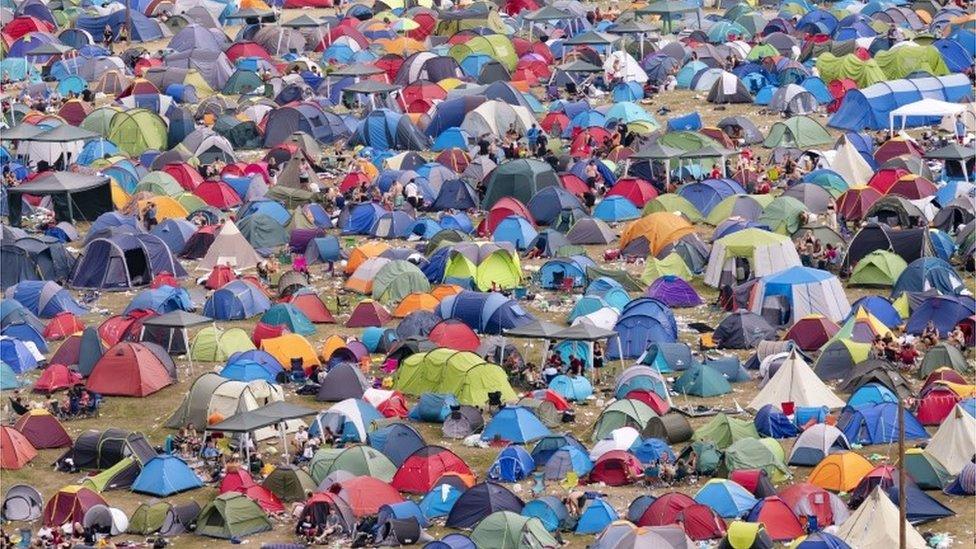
<box><xmin>874</xmin><ymin>45</ymin><xmax>949</xmax><ymax>79</ymax></box>
<box><xmin>309</xmin><ymin>446</ymin><xmax>397</xmax><ymax>484</ymax></box>
<box><xmin>901</xmin><ymin>448</ymin><xmax>953</xmax><ymax>490</ymax></box>
<box><xmin>591</xmin><ymin>399</ymin><xmax>658</xmax><ymax>442</ymax></box>
<box><xmin>195</xmin><ymin>493</ymin><xmax>272</xmax><ymax>539</ymax></box>
<box><xmin>238</xmin><ymin>213</ymin><xmax>288</xmax><ymax>249</ymax></box>
<box><xmin>693</xmin><ymin>413</ymin><xmax>759</xmax><ymax>450</ymax></box>
<box><xmin>127</xmin><ymin>502</ymin><xmax>171</xmax><ymax>535</ymax></box>
<box><xmin>190</xmin><ymin>327</ymin><xmax>256</xmax><ymax>362</ymax></box>
<box><xmin>81</xmin><ymin>456</ymin><xmax>138</xmax><ymax>492</ymax></box>
<box><xmin>722</xmin><ymin>437</ymin><xmax>790</xmax><ymax>482</ymax></box>
<box><xmin>133</xmin><ymin>171</ymin><xmax>184</xmax><ymax>196</ymax></box>
<box><xmin>758</xmin><ymin>195</ymin><xmax>807</xmax><ymax>235</ymax></box>
<box><xmin>918</xmin><ymin>343</ymin><xmax>970</xmax><ymax>377</ymax></box>
<box><xmin>763</xmin><ymin>116</ymin><xmax>833</xmax><ymax>149</ymax></box>
<box><xmin>482</xmin><ymin>159</ymin><xmax>559</xmax><ymax>209</ymax></box>
<box><xmin>815</xmin><ymin>53</ymin><xmax>887</xmax><ymax>87</ymax></box>
<box><xmin>262</xmin><ymin>465</ymin><xmax>317</xmax><ymax>502</ymax></box>
<box><xmin>673</xmin><ymin>363</ymin><xmax>732</xmax><ymax>397</ymax></box>
<box><xmin>585</xmin><ymin>266</ymin><xmax>645</xmax><ymax>292</ymax></box>
<box><xmin>448</xmin><ymin>34</ymin><xmax>517</xmax><ymax>70</ymax></box>
<box><xmin>470</xmin><ymin>511</ymin><xmax>557</xmax><ymax>549</ymax></box>
<box><xmin>641</xmin><ymin>252</ymin><xmax>694</xmax><ymax>283</ymax></box>
<box><xmin>372</xmin><ymin>260</ymin><xmax>431</xmax><ymax>304</ymax></box>
<box><xmin>746</xmin><ymin>42</ymin><xmax>778</xmax><ymax>60</ymax></box>
<box><xmin>849</xmin><ymin>250</ymin><xmax>908</xmax><ymax>287</ymax></box>
<box><xmin>94</xmin><ymin>108</ymin><xmax>168</xmax><ymax>157</ymax></box>
<box><xmin>681</xmin><ymin>441</ymin><xmax>723</xmax><ymax>475</ymax></box>
<box><xmin>642</xmin><ymin>193</ymin><xmax>703</xmax><ymax>222</ymax></box>
<box><xmin>704</xmin><ymin>194</ymin><xmax>774</xmax><ymax>226</ymax></box>
<box><xmin>175</xmin><ymin>192</ymin><xmax>209</xmax><ymax>213</ymax></box>
<box><xmin>393</xmin><ymin>349</ymin><xmax>518</xmax><ymax>406</ymax></box>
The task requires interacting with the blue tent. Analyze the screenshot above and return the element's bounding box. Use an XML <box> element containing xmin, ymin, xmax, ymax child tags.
<box><xmin>961</xmin><ymin>397</ymin><xmax>976</xmax><ymax>419</ymax></box>
<box><xmin>409</xmin><ymin>218</ymin><xmax>443</xmax><ymax>240</ymax></box>
<box><xmin>575</xmin><ymin>499</ymin><xmax>618</xmax><ymax>534</ymax></box>
<box><xmin>694</xmin><ymin>479</ymin><xmax>758</xmax><ymax>518</ymax></box>
<box><xmin>933</xmin><ymin>38</ymin><xmax>973</xmax><ymax>73</ymax></box>
<box><xmin>0</xmin><ymin>338</ymin><xmax>37</xmax><ymax>373</ymax></box>
<box><xmin>409</xmin><ymin>393</ymin><xmax>460</xmax><ymax>423</ymax></box>
<box><xmin>523</xmin><ymin>497</ymin><xmax>570</xmax><ymax>532</ymax></box>
<box><xmin>526</xmin><ymin>186</ymin><xmax>585</xmax><ymax>225</ymax></box>
<box><xmin>667</xmin><ymin>111</ymin><xmax>703</xmax><ymax>131</ymax></box>
<box><xmin>70</xmin><ymin>234</ymin><xmax>187</xmax><ymax>289</ymax></box>
<box><xmin>419</xmin><ymin>484</ymin><xmax>463</xmax><ymax>519</ymax></box>
<box><xmin>630</xmin><ymin>438</ymin><xmax>675</xmax><ymax>464</ymax></box>
<box><xmin>123</xmin><ymin>286</ymin><xmax>194</xmax><ymax>315</ymax></box>
<box><xmin>219</xmin><ymin>359</ymin><xmax>282</xmax><ymax>382</ymax></box>
<box><xmin>440</xmin><ymin>212</ymin><xmax>474</xmax><ymax>234</ymax></box>
<box><xmin>531</xmin><ymin>434</ymin><xmax>587</xmax><ymax>467</ymax></box>
<box><xmin>481</xmin><ymin>406</ymin><xmax>550</xmax><ymax>443</ymax></box>
<box><xmin>794</xmin><ymin>532</ymin><xmax>852</xmax><ymax>549</ymax></box>
<box><xmin>677</xmin><ymin>178</ymin><xmax>746</xmax><ymax>216</ymax></box>
<box><xmin>673</xmin><ymin>363</ymin><xmax>732</xmax><ymax>397</ymax></box>
<box><xmin>839</xmin><ymin>402</ymin><xmax>928</xmax><ymax>445</ymax></box>
<box><xmin>227</xmin><ymin>349</ymin><xmax>283</xmax><ymax>373</ymax></box>
<box><xmin>492</xmin><ymin>216</ymin><xmax>538</xmax><ymax>250</ymax></box>
<box><xmin>538</xmin><ymin>258</ymin><xmax>591</xmax><ymax>289</ymax></box>
<box><xmin>76</xmin><ymin>9</ymin><xmax>163</xmax><ymax>41</ymax></box>
<box><xmin>542</xmin><ymin>445</ymin><xmax>593</xmax><ymax>481</ymax></box>
<box><xmin>7</xmin><ymin>281</ymin><xmax>87</xmax><ymax>318</ymax></box>
<box><xmin>906</xmin><ymin>295</ymin><xmax>975</xmax><ymax>335</ymax></box>
<box><xmin>754</xmin><ymin>404</ymin><xmax>800</xmax><ymax>438</ymax></box>
<box><xmin>0</xmin><ymin>321</ymin><xmax>46</xmax><ymax>352</ymax></box>
<box><xmin>342</xmin><ymin>203</ymin><xmax>387</xmax><ymax>235</ymax></box>
<box><xmin>893</xmin><ymin>257</ymin><xmax>967</xmax><ymax>296</ymax></box>
<box><xmin>639</xmin><ymin>342</ymin><xmax>695</xmax><ymax>372</ymax></box>
<box><xmin>432</xmin><ymin>127</ymin><xmax>470</xmax><ymax>151</ymax></box>
<box><xmin>800</xmin><ymin>77</ymin><xmax>831</xmax><ymax>103</ymax></box>
<box><xmin>438</xmin><ymin>291</ymin><xmax>535</xmax><ymax>335</ymax></box>
<box><xmin>0</xmin><ymin>361</ymin><xmax>23</xmax><ymax>391</ymax></box>
<box><xmin>309</xmin><ymin>398</ymin><xmax>382</xmax><ymax>441</ymax></box>
<box><xmin>847</xmin><ymin>382</ymin><xmax>899</xmax><ymax>408</ymax></box>
<box><xmin>612</xmin><ymin>81</ymin><xmax>644</xmax><ymax>102</ymax></box>
<box><xmin>260</xmin><ymin>303</ymin><xmax>316</xmax><ymax>335</ymax></box>
<box><xmin>77</xmin><ymin>139</ymin><xmax>119</xmax><ymax>166</ymax></box>
<box><xmin>132</xmin><ymin>455</ymin><xmax>202</xmax><ymax>496</ymax></box>
<box><xmin>829</xmin><ymin>74</ymin><xmax>973</xmax><ymax>130</ymax></box>
<box><xmin>593</xmin><ymin>196</ymin><xmax>641</xmax><ymax>222</ymax></box>
<box><xmin>548</xmin><ymin>375</ymin><xmax>593</xmax><ymax>401</ymax></box>
<box><xmin>562</xmin><ymin>110</ymin><xmax>607</xmax><ymax>138</ymax></box>
<box><xmin>203</xmin><ymin>280</ymin><xmax>272</xmax><ymax>320</ymax></box>
<box><xmin>433</xmin><ymin>180</ymin><xmax>479</xmax><ymax>211</ymax></box>
<box><xmin>150</xmin><ymin>218</ymin><xmax>197</xmax><ymax>255</ymax></box>
<box><xmin>238</xmin><ymin>199</ymin><xmax>290</xmax><ymax>225</ymax></box>
<box><xmin>848</xmin><ymin>296</ymin><xmax>901</xmax><ymax>328</ymax></box>
<box><xmin>885</xmin><ymin>479</ymin><xmax>955</xmax><ymax>524</ymax></box>
<box><xmin>367</xmin><ymin>423</ymin><xmax>425</xmax><ymax>467</ymax></box>
<box><xmin>607</xmin><ymin>298</ymin><xmax>678</xmax><ymax>359</ymax></box>
<box><xmin>349</xmin><ymin>109</ymin><xmax>429</xmax><ymax>151</ymax></box>
<box><xmin>488</xmin><ymin>445</ymin><xmax>535</xmax><ymax>482</ymax></box>
<box><xmin>378</xmin><ymin>501</ymin><xmax>429</xmax><ymax>528</ymax></box>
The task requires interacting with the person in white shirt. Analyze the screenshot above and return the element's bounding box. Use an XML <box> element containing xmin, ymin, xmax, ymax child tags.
<box><xmin>404</xmin><ymin>178</ymin><xmax>420</xmax><ymax>208</ymax></box>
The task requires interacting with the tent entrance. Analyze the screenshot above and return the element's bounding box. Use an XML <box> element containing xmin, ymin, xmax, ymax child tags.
<box><xmin>123</xmin><ymin>249</ymin><xmax>151</xmax><ymax>286</ymax></box>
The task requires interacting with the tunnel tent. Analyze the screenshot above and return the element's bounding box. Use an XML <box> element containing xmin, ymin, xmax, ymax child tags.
<box><xmin>6</xmin><ymin>172</ymin><xmax>113</xmax><ymax>227</ymax></box>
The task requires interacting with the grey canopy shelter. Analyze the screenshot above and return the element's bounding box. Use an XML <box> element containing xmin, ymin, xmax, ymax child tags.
<box><xmin>139</xmin><ymin>310</ymin><xmax>211</xmax><ymax>356</ymax></box>
<box><xmin>6</xmin><ymin>172</ymin><xmax>113</xmax><ymax>227</ymax></box>
<box><xmin>550</xmin><ymin>323</ymin><xmax>626</xmax><ymax>372</ymax></box>
<box><xmin>630</xmin><ymin>142</ymin><xmax>683</xmax><ymax>186</ymax></box>
<box><xmin>636</xmin><ymin>0</ymin><xmax>702</xmax><ymax>33</ymax></box>
<box><xmin>606</xmin><ymin>21</ymin><xmax>659</xmax><ymax>57</ymax></box>
<box><xmin>680</xmin><ymin>145</ymin><xmax>737</xmax><ymax>177</ymax></box>
<box><xmin>504</xmin><ymin>319</ymin><xmax>563</xmax><ymax>365</ymax></box>
<box><xmin>561</xmin><ymin>31</ymin><xmax>619</xmax><ymax>61</ymax></box>
<box><xmin>523</xmin><ymin>6</ymin><xmax>575</xmax><ymax>38</ymax></box>
<box><xmin>206</xmin><ymin>402</ymin><xmax>317</xmax><ymax>463</ymax></box>
<box><xmin>925</xmin><ymin>142</ymin><xmax>974</xmax><ymax>182</ymax></box>
<box><xmin>342</xmin><ymin>80</ymin><xmax>405</xmax><ymax>111</ymax></box>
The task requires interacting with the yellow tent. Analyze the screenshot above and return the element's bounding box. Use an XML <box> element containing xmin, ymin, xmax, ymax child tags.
<box><xmin>110</xmin><ymin>182</ymin><xmax>130</xmax><ymax>209</ymax></box>
<box><xmin>619</xmin><ymin>212</ymin><xmax>696</xmax><ymax>256</ymax></box>
<box><xmin>136</xmin><ymin>196</ymin><xmax>188</xmax><ymax>221</ymax></box>
<box><xmin>319</xmin><ymin>335</ymin><xmax>347</xmax><ymax>361</ymax></box>
<box><xmin>261</xmin><ymin>334</ymin><xmax>320</xmax><ymax>371</ymax></box>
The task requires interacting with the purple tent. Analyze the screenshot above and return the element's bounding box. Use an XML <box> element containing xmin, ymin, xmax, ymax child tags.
<box><xmin>645</xmin><ymin>276</ymin><xmax>702</xmax><ymax>307</ymax></box>
<box><xmin>289</xmin><ymin>228</ymin><xmax>326</xmax><ymax>253</ymax></box>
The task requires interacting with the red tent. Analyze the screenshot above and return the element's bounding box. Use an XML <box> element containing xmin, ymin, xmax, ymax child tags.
<box><xmin>407</xmin><ymin>12</ymin><xmax>436</xmax><ymax>41</ymax></box>
<box><xmin>252</xmin><ymin>322</ymin><xmax>288</xmax><ymax>346</ymax></box>
<box><xmin>624</xmin><ymin>389</ymin><xmax>670</xmax><ymax>415</ymax></box>
<box><xmin>428</xmin><ymin>320</ymin><xmax>480</xmax><ymax>352</ymax></box>
<box><xmin>162</xmin><ymin>162</ymin><xmax>205</xmax><ymax>191</ymax></box>
<box><xmin>14</xmin><ymin>410</ymin><xmax>72</xmax><ymax>449</ymax></box>
<box><xmin>729</xmin><ymin>469</ymin><xmax>774</xmax><ymax>497</ymax></box>
<box><xmin>85</xmin><ymin>342</ymin><xmax>173</xmax><ymax>397</ymax></box>
<box><xmin>43</xmin><ymin>312</ymin><xmax>85</xmax><ymax>340</ymax></box>
<box><xmin>1</xmin><ymin>16</ymin><xmax>54</xmax><ymax>45</ymax></box>
<box><xmin>195</xmin><ymin>180</ymin><xmax>243</xmax><ymax>209</ymax></box>
<box><xmin>867</xmin><ymin>167</ymin><xmax>910</xmax><ymax>194</ymax></box>
<box><xmin>570</xmin><ymin>128</ymin><xmax>611</xmax><ymax>157</ymax></box>
<box><xmin>678</xmin><ymin>504</ymin><xmax>727</xmax><ymax>541</ymax></box>
<box><xmin>375</xmin><ymin>54</ymin><xmax>405</xmax><ymax>83</ymax></box>
<box><xmin>240</xmin><ymin>484</ymin><xmax>285</xmax><ymax>513</ymax></box>
<box><xmin>637</xmin><ymin>491</ymin><xmax>696</xmax><ymax>526</ymax></box>
<box><xmin>328</xmin><ymin>476</ymin><xmax>404</xmax><ymax>516</ymax></box>
<box><xmin>914</xmin><ymin>383</ymin><xmax>960</xmax><ymax>425</ymax></box>
<box><xmin>874</xmin><ymin>139</ymin><xmax>924</xmax><ymax>164</ymax></box>
<box><xmin>748</xmin><ymin>496</ymin><xmax>804</xmax><ymax>541</ymax></box>
<box><xmin>49</xmin><ymin>335</ymin><xmax>81</xmax><ymax>366</ymax></box>
<box><xmin>43</xmin><ymin>487</ymin><xmax>106</xmax><ymax>526</ymax></box>
<box><xmin>835</xmin><ymin>186</ymin><xmax>882</xmax><ymax>221</ymax></box>
<box><xmin>346</xmin><ymin>301</ymin><xmax>391</xmax><ymax>328</ymax></box>
<box><xmin>588</xmin><ymin>450</ymin><xmax>644</xmax><ymax>486</ymax></box>
<box><xmin>98</xmin><ymin>309</ymin><xmax>158</xmax><ymax>346</ymax></box>
<box><xmin>33</xmin><ymin>363</ymin><xmax>82</xmax><ymax>393</ymax></box>
<box><xmin>778</xmin><ymin>483</ymin><xmax>845</xmax><ymax>526</ymax></box>
<box><xmin>436</xmin><ymin>148</ymin><xmax>470</xmax><ymax>173</ymax></box>
<box><xmin>57</xmin><ymin>99</ymin><xmax>91</xmax><ymax>126</ymax></box>
<box><xmin>559</xmin><ymin>173</ymin><xmax>590</xmax><ymax>197</ymax></box>
<box><xmin>540</xmin><ymin>112</ymin><xmax>570</xmax><ymax>134</ymax></box>
<box><xmin>783</xmin><ymin>315</ymin><xmax>840</xmax><ymax>351</ymax></box>
<box><xmin>220</xmin><ymin>469</ymin><xmax>257</xmax><ymax>493</ymax></box>
<box><xmin>607</xmin><ymin>177</ymin><xmax>659</xmax><ymax>207</ymax></box>
<box><xmin>224</xmin><ymin>41</ymin><xmax>273</xmax><ymax>63</ymax></box>
<box><xmin>827</xmin><ymin>78</ymin><xmax>857</xmax><ymax>113</ymax></box>
<box><xmin>375</xmin><ymin>391</ymin><xmax>409</xmax><ymax>418</ymax></box>
<box><xmin>0</xmin><ymin>425</ymin><xmax>37</xmax><ymax>470</ymax></box>
<box><xmin>886</xmin><ymin>174</ymin><xmax>937</xmax><ymax>200</ymax></box>
<box><xmin>922</xmin><ymin>368</ymin><xmax>967</xmax><ymax>389</ymax></box>
<box><xmin>340</xmin><ymin>171</ymin><xmax>372</xmax><ymax>193</ymax></box>
<box><xmin>402</xmin><ymin>82</ymin><xmax>448</xmax><ymax>114</ymax></box>
<box><xmin>392</xmin><ymin>445</ymin><xmax>473</xmax><ymax>494</ymax></box>
<box><xmin>526</xmin><ymin>389</ymin><xmax>571</xmax><ymax>411</ymax></box>
<box><xmin>503</xmin><ymin>0</ymin><xmax>537</xmax><ymax>15</ymax></box>
<box><xmin>150</xmin><ymin>271</ymin><xmax>181</xmax><ymax>289</ymax></box>
<box><xmin>484</xmin><ymin>197</ymin><xmax>535</xmax><ymax>236</ymax></box>
<box><xmin>284</xmin><ymin>292</ymin><xmax>336</xmax><ymax>323</ymax></box>
<box><xmin>205</xmin><ymin>265</ymin><xmax>237</xmax><ymax>290</ymax></box>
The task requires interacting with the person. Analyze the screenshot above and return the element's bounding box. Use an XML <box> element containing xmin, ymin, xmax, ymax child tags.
<box><xmin>103</xmin><ymin>24</ymin><xmax>113</xmax><ymax>52</ymax></box>
<box><xmin>142</xmin><ymin>201</ymin><xmax>158</xmax><ymax>231</ymax></box>
<box><xmin>823</xmin><ymin>243</ymin><xmax>838</xmax><ymax>270</ymax></box>
<box><xmin>948</xmin><ymin>325</ymin><xmax>966</xmax><ymax>347</ymax></box>
<box><xmin>526</xmin><ymin>123</ymin><xmax>540</xmax><ymax>150</ymax></box>
<box><xmin>591</xmin><ymin>342</ymin><xmax>604</xmax><ymax>386</ymax></box>
<box><xmin>563</xmin><ymin>489</ymin><xmax>586</xmax><ymax>517</ymax></box>
<box><xmin>897</xmin><ymin>341</ymin><xmax>919</xmax><ymax>370</ymax></box>
<box><xmin>920</xmin><ymin>321</ymin><xmax>940</xmax><ymax>348</ymax></box>
<box><xmin>568</xmin><ymin>356</ymin><xmax>583</xmax><ymax>377</ymax></box>
<box><xmin>404</xmin><ymin>178</ymin><xmax>419</xmax><ymax>208</ymax></box>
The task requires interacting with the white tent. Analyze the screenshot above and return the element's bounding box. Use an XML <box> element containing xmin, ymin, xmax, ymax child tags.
<box><xmin>829</xmin><ymin>134</ymin><xmax>874</xmax><ymax>186</ymax></box>
<box><xmin>748</xmin><ymin>349</ymin><xmax>845</xmax><ymax>410</ymax></box>
<box><xmin>925</xmin><ymin>404</ymin><xmax>976</xmax><ymax>475</ymax></box>
<box><xmin>703</xmin><ymin>229</ymin><xmax>802</xmax><ymax>288</ymax></box>
<box><xmin>889</xmin><ymin>98</ymin><xmax>966</xmax><ymax>133</ymax></box>
<box><xmin>461</xmin><ymin>100</ymin><xmax>535</xmax><ymax>138</ymax></box>
<box><xmin>941</xmin><ymin>102</ymin><xmax>976</xmax><ymax>134</ymax></box>
<box><xmin>604</xmin><ymin>50</ymin><xmax>648</xmax><ymax>84</ymax></box>
<box><xmin>197</xmin><ymin>220</ymin><xmax>261</xmax><ymax>270</ymax></box>
<box><xmin>589</xmin><ymin>426</ymin><xmax>641</xmax><ymax>461</ymax></box>
<box><xmin>837</xmin><ymin>486</ymin><xmax>927</xmax><ymax>549</ymax></box>
<box><xmin>748</xmin><ymin>268</ymin><xmax>851</xmax><ymax>324</ymax></box>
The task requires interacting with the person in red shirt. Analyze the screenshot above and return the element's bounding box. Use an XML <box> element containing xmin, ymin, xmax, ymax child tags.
<box><xmin>709</xmin><ymin>166</ymin><xmax>722</xmax><ymax>179</ymax></box>
<box><xmin>898</xmin><ymin>342</ymin><xmax>919</xmax><ymax>368</ymax></box>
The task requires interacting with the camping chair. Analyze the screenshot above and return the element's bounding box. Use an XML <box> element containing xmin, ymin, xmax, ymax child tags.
<box><xmin>8</xmin><ymin>398</ymin><xmax>29</xmax><ymax>416</ymax></box>
<box><xmin>699</xmin><ymin>332</ymin><xmax>717</xmax><ymax>350</ymax></box>
<box><xmin>560</xmin><ymin>276</ymin><xmax>576</xmax><ymax>293</ymax></box>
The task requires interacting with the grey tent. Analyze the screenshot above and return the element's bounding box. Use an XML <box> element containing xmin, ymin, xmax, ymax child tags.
<box><xmin>442</xmin><ymin>405</ymin><xmax>485</xmax><ymax>438</ymax></box>
<box><xmin>6</xmin><ymin>172</ymin><xmax>112</xmax><ymax>227</ymax></box>
<box><xmin>0</xmin><ymin>236</ymin><xmax>76</xmax><ymax>290</ymax></box>
<box><xmin>713</xmin><ymin>311</ymin><xmax>777</xmax><ymax>349</ymax></box>
<box><xmin>159</xmin><ymin>501</ymin><xmax>201</xmax><ymax>536</ymax></box>
<box><xmin>642</xmin><ymin>413</ymin><xmax>694</xmax><ymax>443</ymax></box>
<box><xmin>707</xmin><ymin>72</ymin><xmax>752</xmax><ymax>104</ymax></box>
<box><xmin>566</xmin><ymin>217</ymin><xmax>617</xmax><ymax>245</ymax></box>
<box><xmin>527</xmin><ymin>229</ymin><xmax>572</xmax><ymax>257</ymax></box>
<box><xmin>769</xmin><ymin>84</ymin><xmax>818</xmax><ymax>115</ymax></box>
<box><xmin>716</xmin><ymin>116</ymin><xmax>763</xmax><ymax>145</ymax></box>
<box><xmin>83</xmin><ymin>505</ymin><xmax>129</xmax><ymax>536</ymax></box>
<box><xmin>782</xmin><ymin>183</ymin><xmax>832</xmax><ymax>214</ymax></box>
<box><xmin>517</xmin><ymin>398</ymin><xmax>562</xmax><ymax>427</ymax></box>
<box><xmin>1</xmin><ymin>484</ymin><xmax>43</xmax><ymax>521</ymax></box>
<box><xmin>140</xmin><ymin>310</ymin><xmax>211</xmax><ymax>355</ymax></box>
<box><xmin>316</xmin><ymin>363</ymin><xmax>369</xmax><ymax>402</ymax></box>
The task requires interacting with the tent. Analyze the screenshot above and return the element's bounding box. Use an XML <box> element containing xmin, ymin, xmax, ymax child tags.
<box><xmin>763</xmin><ymin>116</ymin><xmax>833</xmax><ymax>148</ymax></box>
<box><xmin>788</xmin><ymin>424</ymin><xmax>851</xmax><ymax>466</ymax></box>
<box><xmin>0</xmin><ymin>425</ymin><xmax>36</xmax><ymax>470</ymax></box>
<box><xmin>713</xmin><ymin>311</ymin><xmax>777</xmax><ymax>350</ymax></box>
<box><xmin>748</xmin><ymin>350</ymin><xmax>844</xmax><ymax>410</ymax></box>
<box><xmin>674</xmin><ymin>363</ymin><xmax>731</xmax><ymax>397</ymax></box>
<box><xmin>132</xmin><ymin>455</ymin><xmax>203</xmax><ymax>496</ymax></box>
<box><xmin>482</xmin><ymin>406</ymin><xmax>550</xmax><ymax>443</ymax></box>
<box><xmin>469</xmin><ymin>511</ymin><xmax>556</xmax><ymax>548</ymax></box>
<box><xmin>808</xmin><ymin>451</ymin><xmax>874</xmax><ymax>492</ymax></box>
<box><xmin>926</xmin><ymin>405</ymin><xmax>976</xmax><ymax>475</ymax></box>
<box><xmin>13</xmin><ymin>409</ymin><xmax>71</xmax><ymax>449</ymax></box>
<box><xmin>43</xmin><ymin>486</ymin><xmax>106</xmax><ymax>527</ymax></box>
<box><xmin>195</xmin><ymin>492</ymin><xmax>272</xmax><ymax>539</ymax></box>
<box><xmin>6</xmin><ymin>172</ymin><xmax>113</xmax><ymax>227</ymax></box>
<box><xmin>836</xmin><ymin>487</ymin><xmax>926</xmax><ymax>548</ymax></box>
<box><xmin>745</xmin><ymin>497</ymin><xmax>804</xmax><ymax>541</ymax></box>
<box><xmin>694</xmin><ymin>479</ymin><xmax>758</xmax><ymax>518</ymax></box>
<box><xmin>487</xmin><ymin>445</ymin><xmax>535</xmax><ymax>482</ymax></box>
<box><xmin>2</xmin><ymin>484</ymin><xmax>44</xmax><ymax>522</ymax></box>
<box><xmin>392</xmin><ymin>445</ymin><xmax>473</xmax><ymax>494</ymax></box>
<box><xmin>829</xmin><ymin>74</ymin><xmax>972</xmax><ymax>131</ymax></box>
<box><xmin>482</xmin><ymin>159</ymin><xmax>560</xmax><ymax>209</ymax></box>
<box><xmin>838</xmin><ymin>402</ymin><xmax>928</xmax><ymax>445</ymax></box>
<box><xmin>446</xmin><ymin>482</ymin><xmax>524</xmax><ymax>529</ymax></box>
<box><xmin>704</xmin><ymin>229</ymin><xmax>801</xmax><ymax>287</ymax></box>
<box><xmin>197</xmin><ymin>221</ymin><xmax>262</xmax><ymax>270</ymax></box>
<box><xmin>5</xmin><ymin>280</ymin><xmax>87</xmax><ymax>318</ymax></box>
<box><xmin>70</xmin><ymin>234</ymin><xmax>186</xmax><ymax>290</ymax></box>
<box><xmin>127</xmin><ymin>501</ymin><xmax>171</xmax><ymax>535</ymax></box>
<box><xmin>694</xmin><ymin>414</ymin><xmax>759</xmax><ymax>450</ymax></box>
<box><xmin>86</xmin><ymin>342</ymin><xmax>174</xmax><ymax>397</ymax></box>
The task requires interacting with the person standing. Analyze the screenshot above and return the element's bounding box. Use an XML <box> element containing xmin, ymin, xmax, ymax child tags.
<box><xmin>103</xmin><ymin>24</ymin><xmax>114</xmax><ymax>53</ymax></box>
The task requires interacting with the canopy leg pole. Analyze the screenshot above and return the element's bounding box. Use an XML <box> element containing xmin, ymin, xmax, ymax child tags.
<box><xmin>279</xmin><ymin>422</ymin><xmax>289</xmax><ymax>462</ymax></box>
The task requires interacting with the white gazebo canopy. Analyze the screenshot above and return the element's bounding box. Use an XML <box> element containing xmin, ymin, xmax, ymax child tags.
<box><xmin>889</xmin><ymin>97</ymin><xmax>966</xmax><ymax>132</ymax></box>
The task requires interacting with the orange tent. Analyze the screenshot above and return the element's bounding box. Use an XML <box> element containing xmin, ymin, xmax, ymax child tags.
<box><xmin>808</xmin><ymin>451</ymin><xmax>873</xmax><ymax>492</ymax></box>
<box><xmin>346</xmin><ymin>241</ymin><xmax>391</xmax><ymax>275</ymax></box>
<box><xmin>393</xmin><ymin>292</ymin><xmax>440</xmax><ymax>317</ymax></box>
<box><xmin>320</xmin><ymin>335</ymin><xmax>348</xmax><ymax>361</ymax></box>
<box><xmin>261</xmin><ymin>334</ymin><xmax>320</xmax><ymax>372</ymax></box>
<box><xmin>0</xmin><ymin>425</ymin><xmax>37</xmax><ymax>470</ymax></box>
<box><xmin>430</xmin><ymin>284</ymin><xmax>463</xmax><ymax>301</ymax></box>
<box><xmin>619</xmin><ymin>212</ymin><xmax>696</xmax><ymax>256</ymax></box>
